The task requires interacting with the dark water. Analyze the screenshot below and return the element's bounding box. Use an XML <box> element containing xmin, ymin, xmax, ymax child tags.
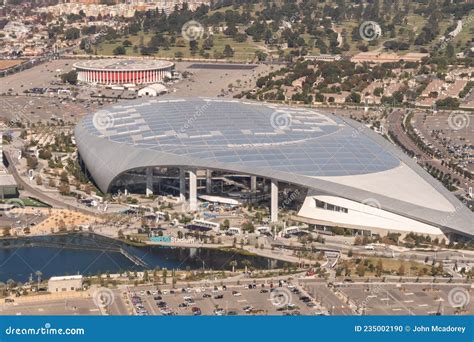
<box><xmin>0</xmin><ymin>233</ymin><xmax>283</xmax><ymax>282</ymax></box>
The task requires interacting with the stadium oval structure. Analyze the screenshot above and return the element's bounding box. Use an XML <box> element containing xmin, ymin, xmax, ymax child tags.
<box><xmin>74</xmin><ymin>59</ymin><xmax>174</xmax><ymax>85</ymax></box>
<box><xmin>74</xmin><ymin>98</ymin><xmax>473</xmax><ymax>239</ymax></box>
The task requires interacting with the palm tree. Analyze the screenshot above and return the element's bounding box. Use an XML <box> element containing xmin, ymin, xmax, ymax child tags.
<box><xmin>35</xmin><ymin>271</ymin><xmax>42</xmax><ymax>288</ymax></box>
<box><xmin>6</xmin><ymin>279</ymin><xmax>15</xmax><ymax>291</ymax></box>
<box><xmin>242</xmin><ymin>260</ymin><xmax>252</xmax><ymax>274</ymax></box>
<box><xmin>229</xmin><ymin>260</ymin><xmax>238</xmax><ymax>273</ymax></box>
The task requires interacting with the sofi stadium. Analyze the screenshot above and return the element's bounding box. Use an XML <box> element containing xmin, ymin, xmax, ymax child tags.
<box><xmin>74</xmin><ymin>98</ymin><xmax>474</xmax><ymax>240</ymax></box>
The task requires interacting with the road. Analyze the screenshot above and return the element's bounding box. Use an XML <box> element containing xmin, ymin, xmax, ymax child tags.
<box><xmin>387</xmin><ymin>110</ymin><xmax>472</xmax><ymax>194</ymax></box>
<box><xmin>4</xmin><ymin>150</ymin><xmax>94</xmax><ymax>215</ymax></box>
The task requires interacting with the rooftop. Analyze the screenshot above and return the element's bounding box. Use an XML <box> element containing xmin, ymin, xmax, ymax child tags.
<box><xmin>74</xmin><ymin>59</ymin><xmax>174</xmax><ymax>71</ymax></box>
<box><xmin>79</xmin><ymin>98</ymin><xmax>400</xmax><ymax>177</ymax></box>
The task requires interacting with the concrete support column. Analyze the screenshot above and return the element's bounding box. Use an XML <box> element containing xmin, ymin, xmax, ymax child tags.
<box><xmin>146</xmin><ymin>167</ymin><xmax>153</xmax><ymax>197</ymax></box>
<box><xmin>251</xmin><ymin>176</ymin><xmax>257</xmax><ymax>192</ymax></box>
<box><xmin>189</xmin><ymin>169</ymin><xmax>197</xmax><ymax>211</ymax></box>
<box><xmin>270</xmin><ymin>179</ymin><xmax>278</xmax><ymax>223</ymax></box>
<box><xmin>206</xmin><ymin>170</ymin><xmax>212</xmax><ymax>194</ymax></box>
<box><xmin>179</xmin><ymin>168</ymin><xmax>186</xmax><ymax>202</ymax></box>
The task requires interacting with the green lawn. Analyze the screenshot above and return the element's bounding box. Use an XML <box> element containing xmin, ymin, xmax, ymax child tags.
<box><xmin>90</xmin><ymin>9</ymin><xmax>472</xmax><ymax>60</ymax></box>
<box><xmin>95</xmin><ymin>33</ymin><xmax>259</xmax><ymax>61</ymax></box>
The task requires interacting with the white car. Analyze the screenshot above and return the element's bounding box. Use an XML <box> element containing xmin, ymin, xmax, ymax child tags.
<box><xmin>213</xmin><ymin>308</ymin><xmax>225</xmax><ymax>316</ymax></box>
<box><xmin>232</xmin><ymin>291</ymin><xmax>242</xmax><ymax>297</ymax></box>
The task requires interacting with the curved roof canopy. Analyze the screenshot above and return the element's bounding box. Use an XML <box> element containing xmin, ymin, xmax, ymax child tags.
<box><xmin>75</xmin><ymin>97</ymin><xmax>474</xmax><ymax>237</ymax></box>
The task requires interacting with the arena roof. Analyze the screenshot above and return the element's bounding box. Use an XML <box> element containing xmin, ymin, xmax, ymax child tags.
<box><xmin>73</xmin><ymin>59</ymin><xmax>174</xmax><ymax>71</ymax></box>
<box><xmin>74</xmin><ymin>97</ymin><xmax>474</xmax><ymax>237</ymax></box>
<box><xmin>78</xmin><ymin>98</ymin><xmax>399</xmax><ymax>177</ymax></box>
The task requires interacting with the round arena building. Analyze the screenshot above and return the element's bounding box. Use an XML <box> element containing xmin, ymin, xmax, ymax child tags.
<box><xmin>74</xmin><ymin>59</ymin><xmax>174</xmax><ymax>85</ymax></box>
<box><xmin>74</xmin><ymin>97</ymin><xmax>474</xmax><ymax>241</ymax></box>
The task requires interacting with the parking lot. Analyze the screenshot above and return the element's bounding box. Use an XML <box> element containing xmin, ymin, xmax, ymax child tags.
<box><xmin>336</xmin><ymin>283</ymin><xmax>474</xmax><ymax>315</ymax></box>
<box><xmin>0</xmin><ymin>298</ymin><xmax>100</xmax><ymax>316</ymax></box>
<box><xmin>0</xmin><ymin>95</ymin><xmax>97</xmax><ymax>125</ymax></box>
<box><xmin>127</xmin><ymin>281</ymin><xmax>325</xmax><ymax>316</ymax></box>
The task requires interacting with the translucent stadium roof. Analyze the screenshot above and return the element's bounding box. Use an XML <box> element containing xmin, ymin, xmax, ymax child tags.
<box><xmin>75</xmin><ymin>98</ymin><xmax>474</xmax><ymax>237</ymax></box>
<box><xmin>80</xmin><ymin>98</ymin><xmax>400</xmax><ymax>177</ymax></box>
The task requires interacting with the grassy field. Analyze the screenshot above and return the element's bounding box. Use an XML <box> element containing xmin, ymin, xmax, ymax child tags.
<box><xmin>91</xmin><ymin>5</ymin><xmax>472</xmax><ymax>60</ymax></box>
<box><xmin>95</xmin><ymin>32</ymin><xmax>260</xmax><ymax>61</ymax></box>
<box><xmin>343</xmin><ymin>257</ymin><xmax>429</xmax><ymax>277</ymax></box>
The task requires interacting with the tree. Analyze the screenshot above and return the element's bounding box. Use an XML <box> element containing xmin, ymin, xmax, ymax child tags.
<box><xmin>59</xmin><ymin>183</ymin><xmax>70</xmax><ymax>195</ymax></box>
<box><xmin>162</xmin><ymin>269</ymin><xmax>167</xmax><ymax>284</ymax></box>
<box><xmin>397</xmin><ymin>263</ymin><xmax>405</xmax><ymax>276</ymax></box>
<box><xmin>113</xmin><ymin>46</ymin><xmax>126</xmax><ymax>55</ymax></box>
<box><xmin>60</xmin><ymin>171</ymin><xmax>69</xmax><ymax>183</ymax></box>
<box><xmin>356</xmin><ymin>263</ymin><xmax>366</xmax><ymax>277</ymax></box>
<box><xmin>60</xmin><ymin>70</ymin><xmax>78</xmax><ymax>85</ymax></box>
<box><xmin>376</xmin><ymin>259</ymin><xmax>384</xmax><ymax>277</ymax></box>
<box><xmin>221</xmin><ymin>219</ymin><xmax>230</xmax><ymax>230</ymax></box>
<box><xmin>223</xmin><ymin>44</ymin><xmax>234</xmax><ymax>58</ymax></box>
<box><xmin>35</xmin><ymin>270</ymin><xmax>42</xmax><ymax>288</ymax></box>
<box><xmin>242</xmin><ymin>260</ymin><xmax>252</xmax><ymax>273</ymax></box>
<box><xmin>64</xmin><ymin>27</ymin><xmax>80</xmax><ymax>40</ymax></box>
<box><xmin>229</xmin><ymin>260</ymin><xmax>238</xmax><ymax>273</ymax></box>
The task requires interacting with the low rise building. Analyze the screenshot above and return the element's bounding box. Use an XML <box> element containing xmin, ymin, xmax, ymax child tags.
<box><xmin>48</xmin><ymin>275</ymin><xmax>83</xmax><ymax>293</ymax></box>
